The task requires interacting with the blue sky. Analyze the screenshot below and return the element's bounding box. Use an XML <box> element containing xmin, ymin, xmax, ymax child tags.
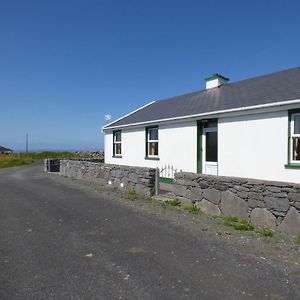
<box><xmin>1</xmin><ymin>0</ymin><xmax>299</xmax><ymax>151</ymax></box>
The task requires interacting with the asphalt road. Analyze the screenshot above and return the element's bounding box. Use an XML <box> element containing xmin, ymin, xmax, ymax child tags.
<box><xmin>0</xmin><ymin>161</ymin><xmax>299</xmax><ymax>300</ymax></box>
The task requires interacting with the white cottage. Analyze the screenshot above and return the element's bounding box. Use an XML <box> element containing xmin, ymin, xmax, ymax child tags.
<box><xmin>103</xmin><ymin>67</ymin><xmax>300</xmax><ymax>184</ymax></box>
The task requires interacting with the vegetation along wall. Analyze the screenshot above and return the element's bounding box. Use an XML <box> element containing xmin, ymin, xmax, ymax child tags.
<box><xmin>173</xmin><ymin>172</ymin><xmax>300</xmax><ymax>235</ymax></box>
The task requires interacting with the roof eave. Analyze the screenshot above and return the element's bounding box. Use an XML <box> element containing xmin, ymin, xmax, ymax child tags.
<box><xmin>102</xmin><ymin>100</ymin><xmax>155</xmax><ymax>131</ymax></box>
<box><xmin>102</xmin><ymin>98</ymin><xmax>300</xmax><ymax>131</ymax></box>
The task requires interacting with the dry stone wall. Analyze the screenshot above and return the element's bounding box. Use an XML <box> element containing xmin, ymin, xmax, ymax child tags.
<box><xmin>60</xmin><ymin>160</ymin><xmax>156</xmax><ymax>197</ymax></box>
<box><xmin>174</xmin><ymin>172</ymin><xmax>300</xmax><ymax>235</ymax></box>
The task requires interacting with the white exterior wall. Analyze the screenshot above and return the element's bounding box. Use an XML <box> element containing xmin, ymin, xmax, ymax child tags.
<box><xmin>218</xmin><ymin>110</ymin><xmax>300</xmax><ymax>183</ymax></box>
<box><xmin>105</xmin><ymin>109</ymin><xmax>300</xmax><ymax>183</ymax></box>
<box><xmin>105</xmin><ymin>121</ymin><xmax>197</xmax><ymax>173</ymax></box>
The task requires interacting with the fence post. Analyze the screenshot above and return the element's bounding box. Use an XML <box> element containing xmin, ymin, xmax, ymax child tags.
<box><xmin>44</xmin><ymin>159</ymin><xmax>47</xmax><ymax>172</ymax></box>
<box><xmin>155</xmin><ymin>167</ymin><xmax>159</xmax><ymax>196</ymax></box>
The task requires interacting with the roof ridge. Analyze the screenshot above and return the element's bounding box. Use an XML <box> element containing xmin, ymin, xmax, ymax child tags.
<box><xmin>155</xmin><ymin>66</ymin><xmax>300</xmax><ymax>104</ymax></box>
<box><xmin>225</xmin><ymin>66</ymin><xmax>300</xmax><ymax>87</ymax></box>
<box><xmin>104</xmin><ymin>66</ymin><xmax>300</xmax><ymax>129</ymax></box>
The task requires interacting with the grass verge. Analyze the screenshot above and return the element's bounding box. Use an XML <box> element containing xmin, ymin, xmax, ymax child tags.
<box><xmin>0</xmin><ymin>151</ymin><xmax>78</xmax><ymax>169</ymax></box>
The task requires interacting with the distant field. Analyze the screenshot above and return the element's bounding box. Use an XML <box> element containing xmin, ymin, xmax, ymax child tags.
<box><xmin>0</xmin><ymin>152</ymin><xmax>78</xmax><ymax>169</ymax></box>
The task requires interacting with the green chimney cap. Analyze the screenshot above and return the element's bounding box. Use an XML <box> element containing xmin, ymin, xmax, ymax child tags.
<box><xmin>205</xmin><ymin>74</ymin><xmax>230</xmax><ymax>82</ymax></box>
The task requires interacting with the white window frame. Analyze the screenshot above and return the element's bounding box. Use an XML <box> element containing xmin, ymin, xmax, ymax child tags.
<box><xmin>290</xmin><ymin>112</ymin><xmax>300</xmax><ymax>164</ymax></box>
<box><xmin>113</xmin><ymin>130</ymin><xmax>122</xmax><ymax>157</ymax></box>
<box><xmin>147</xmin><ymin>127</ymin><xmax>159</xmax><ymax>158</ymax></box>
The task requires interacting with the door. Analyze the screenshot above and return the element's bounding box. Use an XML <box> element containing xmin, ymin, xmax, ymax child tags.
<box><xmin>202</xmin><ymin>126</ymin><xmax>218</xmax><ymax>175</ymax></box>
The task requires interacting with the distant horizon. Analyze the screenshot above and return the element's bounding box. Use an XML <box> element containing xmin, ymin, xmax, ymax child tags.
<box><xmin>1</xmin><ymin>1</ymin><xmax>300</xmax><ymax>150</ymax></box>
<box><xmin>10</xmin><ymin>147</ymin><xmax>103</xmax><ymax>153</ymax></box>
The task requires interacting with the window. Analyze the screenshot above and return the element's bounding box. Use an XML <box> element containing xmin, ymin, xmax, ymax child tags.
<box><xmin>146</xmin><ymin>127</ymin><xmax>159</xmax><ymax>159</ymax></box>
<box><xmin>205</xmin><ymin>131</ymin><xmax>218</xmax><ymax>162</ymax></box>
<box><xmin>290</xmin><ymin>113</ymin><xmax>300</xmax><ymax>163</ymax></box>
<box><xmin>113</xmin><ymin>131</ymin><xmax>122</xmax><ymax>157</ymax></box>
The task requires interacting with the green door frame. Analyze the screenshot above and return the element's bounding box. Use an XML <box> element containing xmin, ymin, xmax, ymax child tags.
<box><xmin>197</xmin><ymin>121</ymin><xmax>202</xmax><ymax>173</ymax></box>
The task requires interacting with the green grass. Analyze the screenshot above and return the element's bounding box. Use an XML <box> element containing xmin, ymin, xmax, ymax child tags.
<box><xmin>0</xmin><ymin>157</ymin><xmax>33</xmax><ymax>168</ymax></box>
<box><xmin>164</xmin><ymin>199</ymin><xmax>181</xmax><ymax>207</ymax></box>
<box><xmin>127</xmin><ymin>189</ymin><xmax>139</xmax><ymax>201</ymax></box>
<box><xmin>21</xmin><ymin>151</ymin><xmax>78</xmax><ymax>159</ymax></box>
<box><xmin>255</xmin><ymin>228</ymin><xmax>274</xmax><ymax>238</ymax></box>
<box><xmin>212</xmin><ymin>215</ymin><xmax>254</xmax><ymax>231</ymax></box>
<box><xmin>212</xmin><ymin>215</ymin><xmax>238</xmax><ymax>222</ymax></box>
<box><xmin>231</xmin><ymin>220</ymin><xmax>254</xmax><ymax>231</ymax></box>
<box><xmin>183</xmin><ymin>206</ymin><xmax>201</xmax><ymax>214</ymax></box>
<box><xmin>295</xmin><ymin>235</ymin><xmax>300</xmax><ymax>245</ymax></box>
<box><xmin>0</xmin><ymin>151</ymin><xmax>78</xmax><ymax>169</ymax></box>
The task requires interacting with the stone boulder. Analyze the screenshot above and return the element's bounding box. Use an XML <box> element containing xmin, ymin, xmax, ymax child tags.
<box><xmin>221</xmin><ymin>191</ymin><xmax>249</xmax><ymax>220</ymax></box>
<box><xmin>196</xmin><ymin>199</ymin><xmax>220</xmax><ymax>215</ymax></box>
<box><xmin>187</xmin><ymin>187</ymin><xmax>202</xmax><ymax>201</ymax></box>
<box><xmin>203</xmin><ymin>188</ymin><xmax>221</xmax><ymax>205</ymax></box>
<box><xmin>278</xmin><ymin>207</ymin><xmax>300</xmax><ymax>235</ymax></box>
<box><xmin>250</xmin><ymin>208</ymin><xmax>276</xmax><ymax>229</ymax></box>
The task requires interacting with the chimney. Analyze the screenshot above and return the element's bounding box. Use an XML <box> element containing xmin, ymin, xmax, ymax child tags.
<box><xmin>205</xmin><ymin>74</ymin><xmax>229</xmax><ymax>89</ymax></box>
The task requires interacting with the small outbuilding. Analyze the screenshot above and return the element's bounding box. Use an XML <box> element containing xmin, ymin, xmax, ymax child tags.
<box><xmin>0</xmin><ymin>146</ymin><xmax>13</xmax><ymax>155</ymax></box>
<box><xmin>103</xmin><ymin>67</ymin><xmax>300</xmax><ymax>184</ymax></box>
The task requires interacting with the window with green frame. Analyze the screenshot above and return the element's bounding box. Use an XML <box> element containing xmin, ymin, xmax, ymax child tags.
<box><xmin>289</xmin><ymin>111</ymin><xmax>300</xmax><ymax>164</ymax></box>
<box><xmin>145</xmin><ymin>127</ymin><xmax>159</xmax><ymax>158</ymax></box>
<box><xmin>113</xmin><ymin>130</ymin><xmax>122</xmax><ymax>157</ymax></box>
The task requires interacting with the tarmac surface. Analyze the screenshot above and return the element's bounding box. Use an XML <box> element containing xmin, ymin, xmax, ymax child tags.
<box><xmin>0</xmin><ymin>161</ymin><xmax>299</xmax><ymax>299</ymax></box>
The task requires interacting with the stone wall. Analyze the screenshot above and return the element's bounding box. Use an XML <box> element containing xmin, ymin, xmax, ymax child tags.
<box><xmin>60</xmin><ymin>160</ymin><xmax>157</xmax><ymax>197</ymax></box>
<box><xmin>174</xmin><ymin>172</ymin><xmax>300</xmax><ymax>235</ymax></box>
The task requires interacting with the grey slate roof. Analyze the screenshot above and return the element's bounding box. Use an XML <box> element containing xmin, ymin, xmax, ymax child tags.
<box><xmin>105</xmin><ymin>67</ymin><xmax>300</xmax><ymax>128</ymax></box>
<box><xmin>0</xmin><ymin>146</ymin><xmax>12</xmax><ymax>152</ymax></box>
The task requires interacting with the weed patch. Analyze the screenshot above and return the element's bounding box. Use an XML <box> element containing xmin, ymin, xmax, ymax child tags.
<box><xmin>164</xmin><ymin>199</ymin><xmax>181</xmax><ymax>207</ymax></box>
<box><xmin>231</xmin><ymin>220</ymin><xmax>254</xmax><ymax>231</ymax></box>
<box><xmin>295</xmin><ymin>235</ymin><xmax>300</xmax><ymax>245</ymax></box>
<box><xmin>212</xmin><ymin>215</ymin><xmax>254</xmax><ymax>231</ymax></box>
<box><xmin>184</xmin><ymin>206</ymin><xmax>201</xmax><ymax>214</ymax></box>
<box><xmin>255</xmin><ymin>228</ymin><xmax>274</xmax><ymax>238</ymax></box>
<box><xmin>127</xmin><ymin>190</ymin><xmax>139</xmax><ymax>201</ymax></box>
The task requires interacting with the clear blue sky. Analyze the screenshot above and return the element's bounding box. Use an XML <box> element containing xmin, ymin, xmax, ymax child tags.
<box><xmin>1</xmin><ymin>0</ymin><xmax>299</xmax><ymax>151</ymax></box>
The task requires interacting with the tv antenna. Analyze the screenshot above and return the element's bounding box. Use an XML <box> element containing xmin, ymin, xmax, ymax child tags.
<box><xmin>104</xmin><ymin>114</ymin><xmax>111</xmax><ymax>124</ymax></box>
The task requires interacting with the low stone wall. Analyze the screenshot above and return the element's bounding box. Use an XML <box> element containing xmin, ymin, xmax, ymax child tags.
<box><xmin>60</xmin><ymin>160</ymin><xmax>156</xmax><ymax>197</ymax></box>
<box><xmin>174</xmin><ymin>172</ymin><xmax>300</xmax><ymax>235</ymax></box>
<box><xmin>44</xmin><ymin>158</ymin><xmax>105</xmax><ymax>173</ymax></box>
